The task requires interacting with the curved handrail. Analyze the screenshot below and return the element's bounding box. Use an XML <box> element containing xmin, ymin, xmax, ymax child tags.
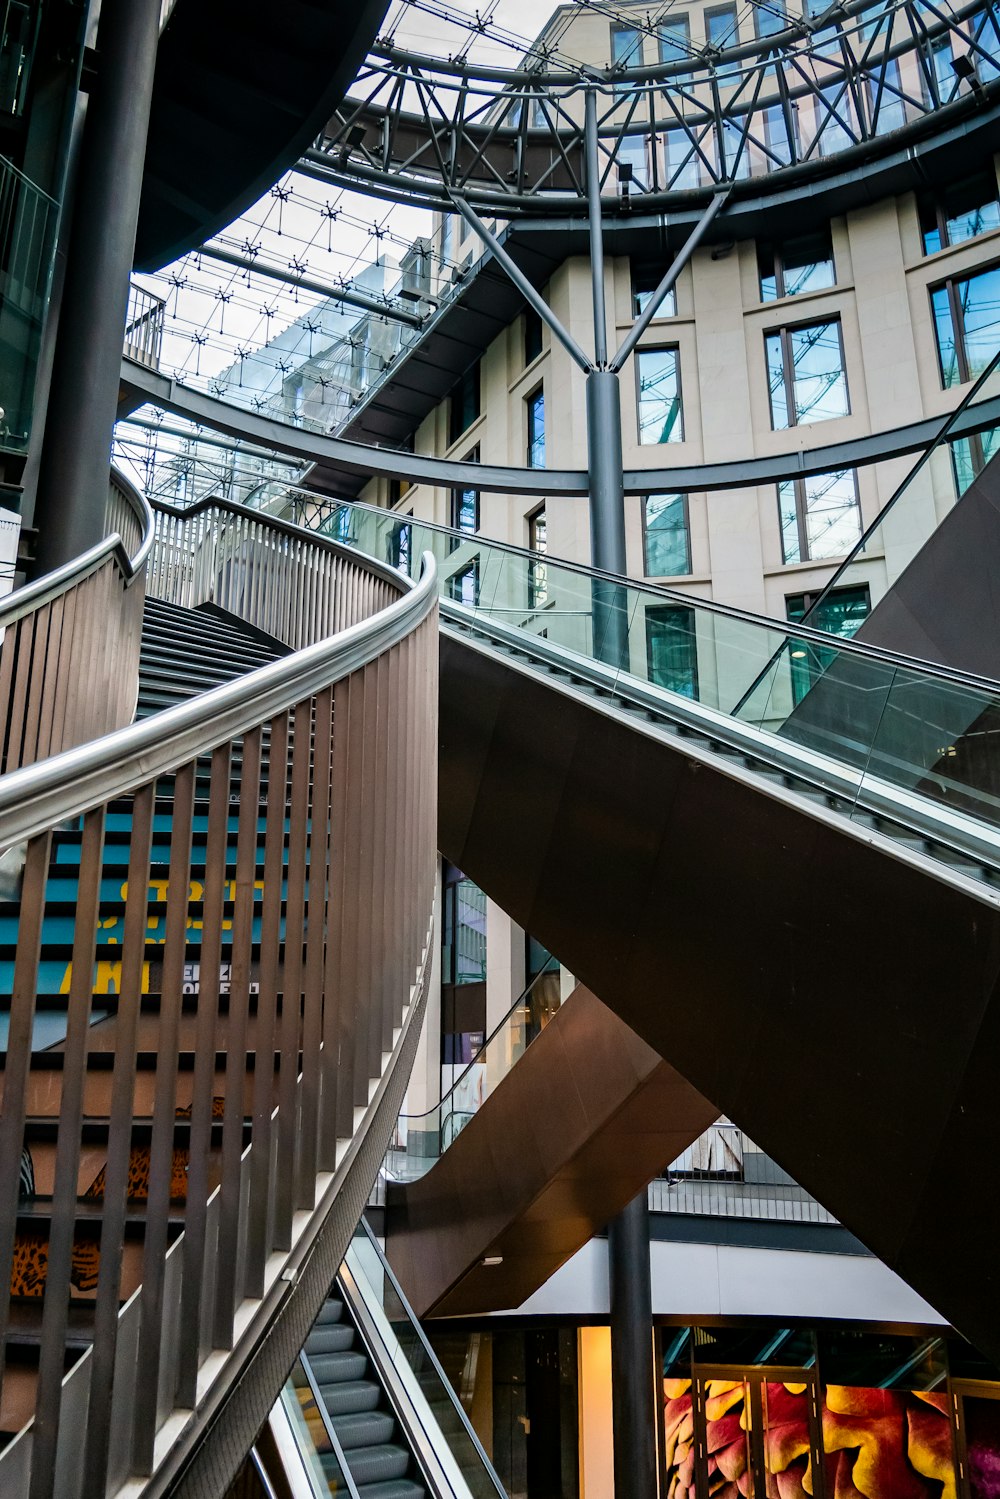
<box><xmin>109</xmin><ymin>464</ymin><xmax>156</xmax><ymax>580</ymax></box>
<box><xmin>0</xmin><ymin>466</ymin><xmax>153</xmax><ymax>627</ymax></box>
<box><xmin>0</xmin><ymin>553</ymin><xmax>436</xmax><ymax>848</ymax></box>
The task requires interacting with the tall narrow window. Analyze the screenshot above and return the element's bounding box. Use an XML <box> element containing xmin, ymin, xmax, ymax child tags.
<box><xmin>528</xmin><ymin>505</ymin><xmax>548</xmax><ymax>609</ymax></box>
<box><xmin>786</xmin><ymin>584</ymin><xmax>870</xmax><ymax>700</ymax></box>
<box><xmin>527</xmin><ymin>387</ymin><xmax>545</xmax><ymax>467</ymax></box>
<box><xmin>778</xmin><ymin>471</ymin><xmax>861</xmax><ymax>563</ymax></box>
<box><xmin>644</xmin><ymin>494</ymin><xmax>691</xmax><ymax>576</ymax></box>
<box><xmin>646</xmin><ymin>605</ymin><xmax>698</xmax><ymax>697</ymax></box>
<box><xmin>611</xmin><ymin>23</ymin><xmax>642</xmax><ymax>84</ymax></box>
<box><xmin>450</xmin><ymin>445</ymin><xmax>480</xmax><ymax>547</ymax></box>
<box><xmin>931</xmin><ymin>263</ymin><xmax>1000</xmax><ymax>387</ymax></box>
<box><xmin>765</xmin><ymin>320</ymin><xmax>849</xmax><ymax>428</ymax></box>
<box><xmin>759</xmin><ymin>230</ymin><xmax>835</xmax><ymax>302</ymax></box>
<box><xmin>658</xmin><ymin>15</ymin><xmax>691</xmax><ymax>82</ymax></box>
<box><xmin>448</xmin><ymin>558</ymin><xmax>479</xmax><ymax>606</ymax></box>
<box><xmin>637</xmin><ymin>348</ymin><xmax>684</xmax><ymax>444</ymax></box>
<box><xmin>389</xmin><ymin>513</ymin><xmax>413</xmax><ymax>574</ymax></box>
<box><xmin>524</xmin><ymin>306</ymin><xmax>543</xmax><ymax>364</ymax></box>
<box><xmin>449</xmin><ymin>361</ymin><xmax>480</xmax><ymax>446</ymax></box>
<box><xmin>706</xmin><ymin>4</ymin><xmax>739</xmax><ymax>48</ymax></box>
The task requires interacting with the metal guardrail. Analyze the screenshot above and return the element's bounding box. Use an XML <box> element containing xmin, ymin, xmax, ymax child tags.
<box><xmin>0</xmin><ymin>468</ymin><xmax>152</xmax><ymax>774</ymax></box>
<box><xmin>0</xmin><ymin>504</ymin><xmax>439</xmax><ymax>1498</ymax></box>
<box><xmin>652</xmin><ymin>1124</ymin><xmax>836</xmax><ymax>1226</ymax></box>
<box><xmin>123</xmin><ymin>283</ymin><xmax>165</xmax><ymax>370</ymax></box>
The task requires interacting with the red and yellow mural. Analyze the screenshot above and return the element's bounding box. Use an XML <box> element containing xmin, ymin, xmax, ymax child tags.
<box><xmin>663</xmin><ymin>1376</ymin><xmax>1000</xmax><ymax>1499</ymax></box>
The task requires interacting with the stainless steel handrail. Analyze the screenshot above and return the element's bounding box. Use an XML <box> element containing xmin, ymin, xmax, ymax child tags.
<box><xmin>296</xmin><ymin>1356</ymin><xmax>365</xmax><ymax>1499</ymax></box>
<box><xmin>0</xmin><ymin>466</ymin><xmax>153</xmax><ymax>628</ymax></box>
<box><xmin>0</xmin><ymin>554</ymin><xmax>436</xmax><ymax>848</ymax></box>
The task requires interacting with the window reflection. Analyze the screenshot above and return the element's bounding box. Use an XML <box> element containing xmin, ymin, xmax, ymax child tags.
<box><xmin>766</xmin><ymin>320</ymin><xmax>849</xmax><ymax>428</ymax></box>
<box><xmin>638</xmin><ymin>347</ymin><xmax>684</xmax><ymax>443</ymax></box>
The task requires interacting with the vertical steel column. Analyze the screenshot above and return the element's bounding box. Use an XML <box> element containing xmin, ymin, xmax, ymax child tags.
<box><xmin>32</xmin><ymin>0</ymin><xmax>160</xmax><ymax>575</ymax></box>
<box><xmin>584</xmin><ymin>90</ymin><xmax>629</xmax><ymax>666</ymax></box>
<box><xmin>608</xmin><ymin>1189</ymin><xmax>658</xmax><ymax>1499</ymax></box>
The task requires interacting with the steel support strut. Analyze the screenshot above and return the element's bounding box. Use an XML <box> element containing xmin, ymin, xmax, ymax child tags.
<box><xmin>32</xmin><ymin>0</ymin><xmax>161</xmax><ymax>576</ymax></box>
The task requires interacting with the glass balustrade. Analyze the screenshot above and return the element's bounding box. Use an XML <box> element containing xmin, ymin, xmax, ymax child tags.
<box><xmin>385</xmin><ymin>960</ymin><xmax>562</xmax><ymax>1182</ymax></box>
<box><xmin>287</xmin><ymin>489</ymin><xmax>1000</xmax><ymax>878</ymax></box>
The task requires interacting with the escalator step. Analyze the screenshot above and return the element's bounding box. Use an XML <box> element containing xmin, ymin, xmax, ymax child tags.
<box><xmin>354</xmin><ymin>1483</ymin><xmax>426</xmax><ymax>1499</ymax></box>
<box><xmin>330</xmin><ymin>1411</ymin><xmax>396</xmax><ymax>1449</ymax></box>
<box><xmin>336</xmin><ymin>1443</ymin><xmax>411</xmax><ymax>1485</ymax></box>
<box><xmin>320</xmin><ymin>1379</ymin><xmax>381</xmax><ymax>1417</ymax></box>
<box><xmin>314</xmin><ymin>1298</ymin><xmax>345</xmax><ymax>1325</ymax></box>
<box><xmin>309</xmin><ymin>1350</ymin><xmax>367</xmax><ymax>1383</ymax></box>
<box><xmin>305</xmin><ymin>1323</ymin><xmax>354</xmax><ymax>1355</ymax></box>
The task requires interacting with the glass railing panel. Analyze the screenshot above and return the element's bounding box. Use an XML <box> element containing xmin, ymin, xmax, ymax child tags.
<box><xmin>345</xmin><ymin>1222</ymin><xmax>506</xmax><ymax>1499</ymax></box>
<box><xmin>857</xmin><ymin>666</ymin><xmax>1000</xmax><ymax>830</ymax></box>
<box><xmin>386</xmin><ymin>962</ymin><xmax>561</xmax><ymax>1183</ymax></box>
<box><xmin>281</xmin><ymin>1358</ymin><xmax>353</xmax><ymax>1497</ymax></box>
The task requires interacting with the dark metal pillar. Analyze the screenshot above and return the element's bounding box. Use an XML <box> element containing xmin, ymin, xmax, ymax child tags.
<box><xmin>586</xmin><ymin>368</ymin><xmax>629</xmax><ymax>667</ymax></box>
<box><xmin>31</xmin><ymin>0</ymin><xmax>160</xmax><ymax>576</ymax></box>
<box><xmin>609</xmin><ymin>1189</ymin><xmax>658</xmax><ymax>1499</ymax></box>
<box><xmin>584</xmin><ymin>87</ymin><xmax>629</xmax><ymax>666</ymax></box>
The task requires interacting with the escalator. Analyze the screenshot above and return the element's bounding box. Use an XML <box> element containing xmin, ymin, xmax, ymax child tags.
<box><xmin>274</xmin><ymin>1220</ymin><xmax>506</xmax><ymax>1499</ymax></box>
<box><xmin>294</xmin><ymin>493</ymin><xmax>1000</xmax><ymax>1363</ymax></box>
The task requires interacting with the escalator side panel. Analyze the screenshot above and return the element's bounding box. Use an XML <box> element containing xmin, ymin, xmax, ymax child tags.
<box><xmin>387</xmin><ymin>986</ymin><xmax>718</xmax><ymax>1318</ymax></box>
<box><xmin>439</xmin><ymin>630</ymin><xmax>1000</xmax><ymax>1361</ymax></box>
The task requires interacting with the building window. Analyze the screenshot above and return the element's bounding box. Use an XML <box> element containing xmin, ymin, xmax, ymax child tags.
<box><xmin>778</xmin><ymin>471</ymin><xmax>861</xmax><ymax>563</ymax></box>
<box><xmin>754</xmin><ymin>0</ymin><xmax>786</xmax><ymax>37</ymax></box>
<box><xmin>931</xmin><ymin>263</ymin><xmax>1000</xmax><ymax>387</ymax></box>
<box><xmin>528</xmin><ymin>505</ymin><xmax>548</xmax><ymax>609</ymax></box>
<box><xmin>617</xmin><ymin>134</ymin><xmax>649</xmax><ymax>191</ymax></box>
<box><xmin>758</xmin><ymin>229</ymin><xmax>835</xmax><ymax>301</ymax></box>
<box><xmin>632</xmin><ymin>264</ymin><xmax>677</xmax><ymax>320</ymax></box>
<box><xmin>866</xmin><ymin>57</ymin><xmax>906</xmax><ymax>134</ymax></box>
<box><xmin>665</xmin><ymin>127</ymin><xmax>699</xmax><ymax>189</ymax></box>
<box><xmin>450</xmin><ymin>445</ymin><xmax>480</xmax><ymax>547</ymax></box>
<box><xmin>786</xmin><ymin>584</ymin><xmax>870</xmax><ymax>700</ymax></box>
<box><xmin>765</xmin><ymin>320</ymin><xmax>849</xmax><ymax>428</ymax></box>
<box><xmin>951</xmin><ymin>430</ymin><xmax>1000</xmax><ymax>495</ymax></box>
<box><xmin>448</xmin><ymin>361</ymin><xmax>480</xmax><ymax>446</ymax></box>
<box><xmin>611</xmin><ymin>23</ymin><xmax>642</xmax><ymax>81</ymax></box>
<box><xmin>817</xmin><ymin>84</ymin><xmax>856</xmax><ymax>155</ymax></box>
<box><xmin>646</xmin><ymin>605</ymin><xmax>698</xmax><ymax>697</ymax></box>
<box><xmin>448</xmin><ymin>558</ymin><xmax>479</xmax><ymax>606</ymax></box>
<box><xmin>706</xmin><ymin>3</ymin><xmax>739</xmax><ymax>47</ymax></box>
<box><xmin>440</xmin><ymin>213</ymin><xmax>455</xmax><ymax>267</ymax></box>
<box><xmin>388</xmin><ymin>514</ymin><xmax>413</xmax><ymax>574</ymax></box>
<box><xmin>643</xmin><ymin>494</ymin><xmax>691</xmax><ymax>575</ymax></box>
<box><xmin>527</xmin><ymin>386</ymin><xmax>545</xmax><ymax>467</ymax></box>
<box><xmin>659</xmin><ymin>15</ymin><xmax>691</xmax><ymax>81</ymax></box>
<box><xmin>524</xmin><ymin>306</ymin><xmax>543</xmax><ymax>364</ymax></box>
<box><xmin>637</xmin><ymin>348</ymin><xmax>684</xmax><ymax>444</ymax></box>
<box><xmin>921</xmin><ymin>172</ymin><xmax>1000</xmax><ymax>255</ymax></box>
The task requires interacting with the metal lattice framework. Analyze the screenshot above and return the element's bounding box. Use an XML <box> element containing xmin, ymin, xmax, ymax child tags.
<box><xmin>304</xmin><ymin>0</ymin><xmax>1000</xmax><ymax>212</ymax></box>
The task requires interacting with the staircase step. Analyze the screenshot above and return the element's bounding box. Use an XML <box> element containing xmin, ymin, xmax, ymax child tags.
<box><xmin>305</xmin><ymin>1322</ymin><xmax>355</xmax><ymax>1355</ymax></box>
<box><xmin>310</xmin><ymin>1350</ymin><xmax>368</xmax><ymax>1384</ymax></box>
<box><xmin>337</xmin><ymin>1444</ymin><xmax>411</xmax><ymax>1486</ymax></box>
<box><xmin>331</xmin><ymin>1410</ymin><xmax>396</xmax><ymax>1450</ymax></box>
<box><xmin>355</xmin><ymin>1482</ymin><xmax>425</xmax><ymax>1499</ymax></box>
<box><xmin>315</xmin><ymin>1298</ymin><xmax>344</xmax><ymax>1325</ymax></box>
<box><xmin>319</xmin><ymin>1379</ymin><xmax>381</xmax><ymax>1417</ymax></box>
